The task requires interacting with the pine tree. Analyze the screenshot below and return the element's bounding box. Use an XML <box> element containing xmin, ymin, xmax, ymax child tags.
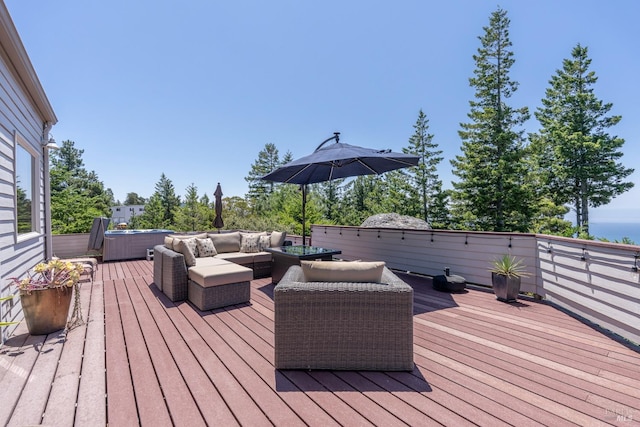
<box><xmin>530</xmin><ymin>44</ymin><xmax>634</xmax><ymax>235</ymax></box>
<box><xmin>153</xmin><ymin>173</ymin><xmax>181</xmax><ymax>227</ymax></box>
<box><xmin>174</xmin><ymin>183</ymin><xmax>209</xmax><ymax>231</ymax></box>
<box><xmin>451</xmin><ymin>8</ymin><xmax>534</xmax><ymax>232</ymax></box>
<box><xmin>245</xmin><ymin>143</ymin><xmax>282</xmax><ymax>214</ymax></box>
<box><xmin>404</xmin><ymin>110</ymin><xmax>446</xmax><ymax>226</ymax></box>
<box><xmin>124</xmin><ymin>192</ymin><xmax>146</xmax><ymax>205</ymax></box>
<box><xmin>49</xmin><ymin>140</ymin><xmax>113</xmax><ymax>233</ymax></box>
<box><xmin>316</xmin><ymin>180</ymin><xmax>344</xmax><ymax>222</ymax></box>
<box><xmin>138</xmin><ymin>194</ymin><xmax>167</xmax><ymax>229</ymax></box>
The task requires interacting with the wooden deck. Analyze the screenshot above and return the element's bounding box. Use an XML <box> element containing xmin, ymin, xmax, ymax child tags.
<box><xmin>1</xmin><ymin>259</ymin><xmax>639</xmax><ymax>426</ymax></box>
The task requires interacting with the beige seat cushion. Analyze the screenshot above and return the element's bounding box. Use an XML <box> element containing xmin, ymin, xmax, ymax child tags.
<box><xmin>215</xmin><ymin>252</ymin><xmax>255</xmax><ymax>265</ymax></box>
<box><xmin>188</xmin><ymin>263</ymin><xmax>253</xmax><ymax>288</ymax></box>
<box><xmin>301</xmin><ymin>261</ymin><xmax>386</xmax><ymax>283</ymax></box>
<box><xmin>194</xmin><ymin>257</ymin><xmax>230</xmax><ymax>267</ymax></box>
<box><xmin>252</xmin><ymin>252</ymin><xmax>272</xmax><ymax>263</ymax></box>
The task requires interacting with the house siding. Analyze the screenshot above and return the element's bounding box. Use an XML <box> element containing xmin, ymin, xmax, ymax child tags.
<box><xmin>0</xmin><ymin>2</ymin><xmax>57</xmax><ymax>341</ymax></box>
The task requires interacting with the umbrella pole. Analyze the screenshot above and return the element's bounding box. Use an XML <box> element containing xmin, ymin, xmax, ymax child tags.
<box><xmin>301</xmin><ymin>184</ymin><xmax>307</xmax><ymax>245</ymax></box>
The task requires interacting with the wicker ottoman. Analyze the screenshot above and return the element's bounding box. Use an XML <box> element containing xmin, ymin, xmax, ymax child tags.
<box><xmin>274</xmin><ymin>266</ymin><xmax>414</xmax><ymax>371</ymax></box>
<box><xmin>188</xmin><ymin>263</ymin><xmax>253</xmax><ymax>310</ymax></box>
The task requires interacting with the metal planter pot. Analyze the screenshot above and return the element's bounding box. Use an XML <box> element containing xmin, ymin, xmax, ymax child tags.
<box><xmin>491</xmin><ymin>272</ymin><xmax>521</xmax><ymax>302</ymax></box>
<box><xmin>20</xmin><ymin>287</ymin><xmax>73</xmax><ymax>335</ymax></box>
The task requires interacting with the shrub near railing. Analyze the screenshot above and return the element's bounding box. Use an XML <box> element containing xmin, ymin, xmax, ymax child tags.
<box><xmin>311</xmin><ymin>225</ymin><xmax>640</xmax><ymax>346</ymax></box>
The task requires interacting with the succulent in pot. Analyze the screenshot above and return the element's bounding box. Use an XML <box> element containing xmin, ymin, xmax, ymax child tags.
<box><xmin>489</xmin><ymin>255</ymin><xmax>530</xmax><ymax>302</ymax></box>
<box><xmin>9</xmin><ymin>259</ymin><xmax>85</xmax><ymax>335</ymax></box>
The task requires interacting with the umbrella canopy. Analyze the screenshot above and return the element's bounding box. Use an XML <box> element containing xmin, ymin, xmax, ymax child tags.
<box><xmin>213</xmin><ymin>182</ymin><xmax>224</xmax><ymax>231</ymax></box>
<box><xmin>261</xmin><ymin>134</ymin><xmax>419</xmax><ymax>185</ymax></box>
<box><xmin>261</xmin><ymin>132</ymin><xmax>420</xmax><ymax>243</ymax></box>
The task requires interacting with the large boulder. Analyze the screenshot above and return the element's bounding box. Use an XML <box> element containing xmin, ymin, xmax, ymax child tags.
<box><xmin>361</xmin><ymin>213</ymin><xmax>431</xmax><ymax>230</ymax></box>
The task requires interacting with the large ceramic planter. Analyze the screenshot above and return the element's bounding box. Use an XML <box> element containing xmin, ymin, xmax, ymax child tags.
<box><xmin>491</xmin><ymin>272</ymin><xmax>521</xmax><ymax>302</ymax></box>
<box><xmin>20</xmin><ymin>287</ymin><xmax>73</xmax><ymax>335</ymax></box>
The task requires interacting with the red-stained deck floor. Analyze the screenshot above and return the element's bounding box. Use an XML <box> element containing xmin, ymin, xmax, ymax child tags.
<box><xmin>1</xmin><ymin>259</ymin><xmax>638</xmax><ymax>426</ymax></box>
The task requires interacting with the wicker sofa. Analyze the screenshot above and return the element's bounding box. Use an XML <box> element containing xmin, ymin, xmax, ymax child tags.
<box><xmin>153</xmin><ymin>231</ymin><xmax>286</xmax><ymax>307</ymax></box>
<box><xmin>274</xmin><ymin>264</ymin><xmax>414</xmax><ymax>371</ymax></box>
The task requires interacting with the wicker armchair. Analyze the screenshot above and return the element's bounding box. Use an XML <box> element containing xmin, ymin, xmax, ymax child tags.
<box><xmin>274</xmin><ymin>265</ymin><xmax>414</xmax><ymax>371</ymax></box>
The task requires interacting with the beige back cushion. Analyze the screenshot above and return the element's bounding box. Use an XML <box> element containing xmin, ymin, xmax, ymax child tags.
<box><xmin>270</xmin><ymin>231</ymin><xmax>287</xmax><ymax>247</ymax></box>
<box><xmin>240</xmin><ymin>233</ymin><xmax>264</xmax><ymax>253</ymax></box>
<box><xmin>177</xmin><ymin>239</ymin><xmax>197</xmax><ymax>267</ymax></box>
<box><xmin>196</xmin><ymin>238</ymin><xmax>217</xmax><ymax>257</ymax></box>
<box><xmin>301</xmin><ymin>261</ymin><xmax>385</xmax><ymax>283</ymax></box>
<box><xmin>169</xmin><ymin>233</ymin><xmax>207</xmax><ymax>254</ymax></box>
<box><xmin>208</xmin><ymin>231</ymin><xmax>241</xmax><ymax>253</ymax></box>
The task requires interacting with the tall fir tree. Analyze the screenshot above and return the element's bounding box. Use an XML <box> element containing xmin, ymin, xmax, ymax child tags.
<box><xmin>403</xmin><ymin>110</ymin><xmax>447</xmax><ymax>227</ymax></box>
<box><xmin>245</xmin><ymin>143</ymin><xmax>281</xmax><ymax>214</ymax></box>
<box><xmin>153</xmin><ymin>173</ymin><xmax>181</xmax><ymax>227</ymax></box>
<box><xmin>138</xmin><ymin>193</ymin><xmax>167</xmax><ymax>229</ymax></box>
<box><xmin>174</xmin><ymin>183</ymin><xmax>209</xmax><ymax>231</ymax></box>
<box><xmin>530</xmin><ymin>44</ymin><xmax>634</xmax><ymax>235</ymax></box>
<box><xmin>451</xmin><ymin>8</ymin><xmax>534</xmax><ymax>232</ymax></box>
<box><xmin>49</xmin><ymin>140</ymin><xmax>113</xmax><ymax>233</ymax></box>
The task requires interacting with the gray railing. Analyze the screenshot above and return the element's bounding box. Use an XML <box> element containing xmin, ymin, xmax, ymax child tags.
<box><xmin>50</xmin><ymin>227</ymin><xmax>640</xmax><ymax>345</ymax></box>
<box><xmin>311</xmin><ymin>225</ymin><xmax>640</xmax><ymax>346</ymax></box>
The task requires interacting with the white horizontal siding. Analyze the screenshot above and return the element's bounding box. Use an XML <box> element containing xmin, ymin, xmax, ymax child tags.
<box><xmin>0</xmin><ymin>41</ymin><xmax>49</xmax><ymax>338</ymax></box>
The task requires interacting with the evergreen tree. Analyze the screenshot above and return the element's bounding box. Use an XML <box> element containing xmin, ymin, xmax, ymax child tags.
<box><xmin>49</xmin><ymin>140</ymin><xmax>112</xmax><ymax>233</ymax></box>
<box><xmin>404</xmin><ymin>110</ymin><xmax>446</xmax><ymax>226</ymax></box>
<box><xmin>339</xmin><ymin>176</ymin><xmax>381</xmax><ymax>225</ymax></box>
<box><xmin>174</xmin><ymin>183</ymin><xmax>209</xmax><ymax>231</ymax></box>
<box><xmin>153</xmin><ymin>173</ymin><xmax>181</xmax><ymax>226</ymax></box>
<box><xmin>200</xmin><ymin>193</ymin><xmax>215</xmax><ymax>229</ymax></box>
<box><xmin>245</xmin><ymin>143</ymin><xmax>281</xmax><ymax>214</ymax></box>
<box><xmin>376</xmin><ymin>171</ymin><xmax>411</xmax><ymax>216</ymax></box>
<box><xmin>316</xmin><ymin>180</ymin><xmax>344</xmax><ymax>222</ymax></box>
<box><xmin>124</xmin><ymin>192</ymin><xmax>147</xmax><ymax>205</ymax></box>
<box><xmin>530</xmin><ymin>44</ymin><xmax>634</xmax><ymax>235</ymax></box>
<box><xmin>16</xmin><ymin>185</ymin><xmax>32</xmax><ymax>234</ymax></box>
<box><xmin>138</xmin><ymin>194</ymin><xmax>167</xmax><ymax>229</ymax></box>
<box><xmin>451</xmin><ymin>8</ymin><xmax>534</xmax><ymax>232</ymax></box>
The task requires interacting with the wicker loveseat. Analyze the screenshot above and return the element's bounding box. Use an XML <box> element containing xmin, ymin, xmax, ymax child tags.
<box><xmin>274</xmin><ymin>264</ymin><xmax>414</xmax><ymax>371</ymax></box>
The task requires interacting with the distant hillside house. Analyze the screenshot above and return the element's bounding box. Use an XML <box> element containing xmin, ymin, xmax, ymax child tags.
<box><xmin>110</xmin><ymin>205</ymin><xmax>145</xmax><ymax>225</ymax></box>
<box><xmin>0</xmin><ymin>2</ymin><xmax>58</xmax><ymax>338</ymax></box>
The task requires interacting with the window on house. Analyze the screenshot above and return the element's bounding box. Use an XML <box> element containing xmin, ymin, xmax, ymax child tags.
<box><xmin>16</xmin><ymin>142</ymin><xmax>35</xmax><ymax>235</ymax></box>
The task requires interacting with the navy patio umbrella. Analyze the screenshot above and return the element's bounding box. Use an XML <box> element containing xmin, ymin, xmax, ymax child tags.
<box><xmin>261</xmin><ymin>132</ymin><xmax>420</xmax><ymax>243</ymax></box>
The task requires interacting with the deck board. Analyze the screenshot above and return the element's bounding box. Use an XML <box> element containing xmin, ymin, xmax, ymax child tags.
<box><xmin>1</xmin><ymin>259</ymin><xmax>639</xmax><ymax>426</ymax></box>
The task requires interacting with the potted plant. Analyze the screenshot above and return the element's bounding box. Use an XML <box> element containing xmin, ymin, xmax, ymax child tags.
<box><xmin>489</xmin><ymin>254</ymin><xmax>530</xmax><ymax>302</ymax></box>
<box><xmin>9</xmin><ymin>259</ymin><xmax>85</xmax><ymax>335</ymax></box>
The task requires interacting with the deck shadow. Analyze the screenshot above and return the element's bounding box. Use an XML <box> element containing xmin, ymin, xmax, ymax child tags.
<box><xmin>275</xmin><ymin>365</ymin><xmax>432</xmax><ymax>392</ymax></box>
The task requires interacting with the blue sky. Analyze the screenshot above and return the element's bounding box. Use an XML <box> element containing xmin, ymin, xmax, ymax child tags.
<box><xmin>7</xmin><ymin>0</ymin><xmax>639</xmax><ymax>223</ymax></box>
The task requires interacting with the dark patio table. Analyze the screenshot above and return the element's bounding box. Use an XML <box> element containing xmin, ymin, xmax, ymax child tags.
<box><xmin>265</xmin><ymin>245</ymin><xmax>342</xmax><ymax>284</ymax></box>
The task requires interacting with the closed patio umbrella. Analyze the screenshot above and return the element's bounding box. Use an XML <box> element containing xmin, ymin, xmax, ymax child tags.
<box><xmin>261</xmin><ymin>132</ymin><xmax>419</xmax><ymax>243</ymax></box>
<box><xmin>213</xmin><ymin>182</ymin><xmax>224</xmax><ymax>231</ymax></box>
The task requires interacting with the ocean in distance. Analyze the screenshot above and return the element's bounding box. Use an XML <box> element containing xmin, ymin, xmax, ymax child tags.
<box><xmin>588</xmin><ymin>222</ymin><xmax>640</xmax><ymax>245</ymax></box>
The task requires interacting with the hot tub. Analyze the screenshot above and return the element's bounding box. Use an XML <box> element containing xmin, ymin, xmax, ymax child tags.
<box><xmin>103</xmin><ymin>229</ymin><xmax>174</xmax><ymax>261</ymax></box>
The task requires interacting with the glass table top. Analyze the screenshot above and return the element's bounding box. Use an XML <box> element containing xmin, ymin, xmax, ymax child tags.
<box><xmin>266</xmin><ymin>245</ymin><xmax>341</xmax><ymax>256</ymax></box>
